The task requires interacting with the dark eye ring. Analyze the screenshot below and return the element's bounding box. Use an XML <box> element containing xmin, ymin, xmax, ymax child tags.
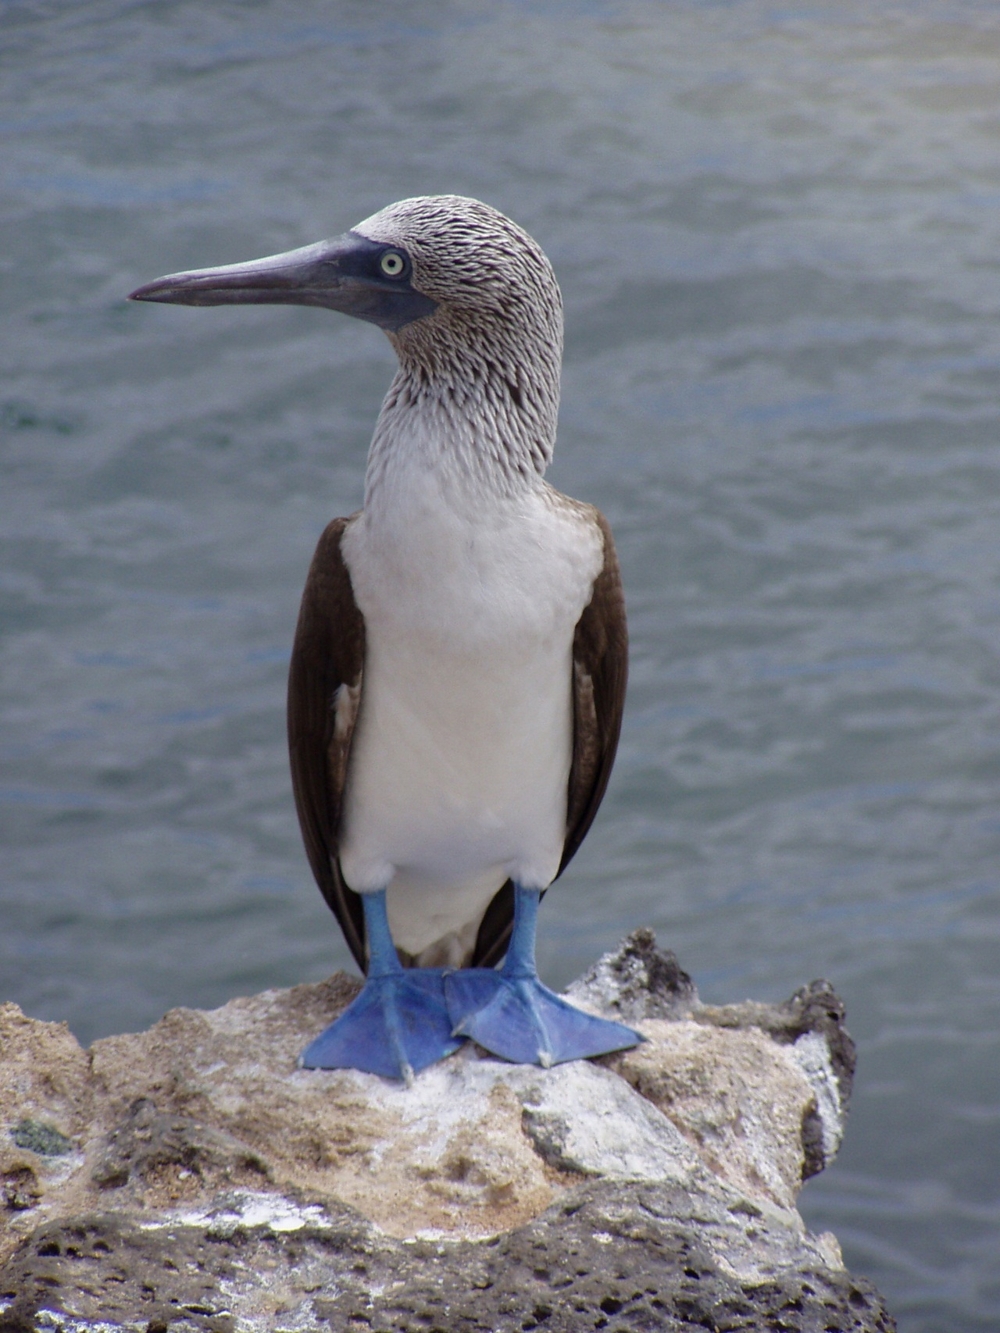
<box><xmin>379</xmin><ymin>250</ymin><xmax>406</xmax><ymax>278</ymax></box>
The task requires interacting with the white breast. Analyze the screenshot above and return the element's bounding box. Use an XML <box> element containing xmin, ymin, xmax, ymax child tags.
<box><xmin>338</xmin><ymin>453</ymin><xmax>603</xmax><ymax>965</ymax></box>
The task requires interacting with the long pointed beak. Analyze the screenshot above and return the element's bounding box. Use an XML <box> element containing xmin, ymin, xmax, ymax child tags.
<box><xmin>128</xmin><ymin>239</ymin><xmax>351</xmax><ymax>307</ymax></box>
<box><xmin>128</xmin><ymin>233</ymin><xmax>436</xmax><ymax>331</ymax></box>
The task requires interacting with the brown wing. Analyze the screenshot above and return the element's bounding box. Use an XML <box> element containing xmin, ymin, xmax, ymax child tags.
<box><xmin>287</xmin><ymin>515</ymin><xmax>367</xmax><ymax>971</ymax></box>
<box><xmin>472</xmin><ymin>508</ymin><xmax>628</xmax><ymax>967</ymax></box>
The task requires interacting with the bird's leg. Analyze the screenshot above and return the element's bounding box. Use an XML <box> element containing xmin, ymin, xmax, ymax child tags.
<box><xmin>299</xmin><ymin>889</ymin><xmax>464</xmax><ymax>1082</ymax></box>
<box><xmin>445</xmin><ymin>885</ymin><xmax>643</xmax><ymax>1067</ymax></box>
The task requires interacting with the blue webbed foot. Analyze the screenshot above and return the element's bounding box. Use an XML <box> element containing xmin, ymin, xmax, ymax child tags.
<box><xmin>299</xmin><ymin>888</ymin><xmax>464</xmax><ymax>1082</ymax></box>
<box><xmin>445</xmin><ymin>968</ymin><xmax>642</xmax><ymax>1067</ymax></box>
<box><xmin>445</xmin><ymin>884</ymin><xmax>643</xmax><ymax>1068</ymax></box>
<box><xmin>300</xmin><ymin>968</ymin><xmax>463</xmax><ymax>1082</ymax></box>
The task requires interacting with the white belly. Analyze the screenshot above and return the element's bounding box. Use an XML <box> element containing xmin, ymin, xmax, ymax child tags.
<box><xmin>338</xmin><ymin>471</ymin><xmax>603</xmax><ymax>964</ymax></box>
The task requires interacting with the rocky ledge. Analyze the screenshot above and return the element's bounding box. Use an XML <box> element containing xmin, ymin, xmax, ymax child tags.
<box><xmin>0</xmin><ymin>931</ymin><xmax>894</xmax><ymax>1332</ymax></box>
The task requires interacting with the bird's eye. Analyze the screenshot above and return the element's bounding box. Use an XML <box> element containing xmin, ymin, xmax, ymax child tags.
<box><xmin>379</xmin><ymin>250</ymin><xmax>406</xmax><ymax>278</ymax></box>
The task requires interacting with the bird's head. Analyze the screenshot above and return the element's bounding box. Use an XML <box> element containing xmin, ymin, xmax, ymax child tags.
<box><xmin>129</xmin><ymin>195</ymin><xmax>562</xmax><ymax>373</ymax></box>
<box><xmin>131</xmin><ymin>196</ymin><xmax>564</xmax><ymax>482</ymax></box>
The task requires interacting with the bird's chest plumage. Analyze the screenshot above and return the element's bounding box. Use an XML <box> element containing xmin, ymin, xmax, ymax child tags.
<box><xmin>337</xmin><ymin>466</ymin><xmax>603</xmax><ymax>959</ymax></box>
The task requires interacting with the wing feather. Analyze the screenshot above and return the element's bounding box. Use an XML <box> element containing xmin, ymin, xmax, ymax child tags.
<box><xmin>287</xmin><ymin>516</ymin><xmax>367</xmax><ymax>971</ymax></box>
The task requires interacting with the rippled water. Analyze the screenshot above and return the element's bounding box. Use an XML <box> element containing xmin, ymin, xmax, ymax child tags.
<box><xmin>3</xmin><ymin>1</ymin><xmax>1000</xmax><ymax>1325</ymax></box>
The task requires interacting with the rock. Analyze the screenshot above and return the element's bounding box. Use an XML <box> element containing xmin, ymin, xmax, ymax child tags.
<box><xmin>89</xmin><ymin>1097</ymin><xmax>271</xmax><ymax>1193</ymax></box>
<box><xmin>566</xmin><ymin>925</ymin><xmax>699</xmax><ymax>1022</ymax></box>
<box><xmin>0</xmin><ymin>931</ymin><xmax>894</xmax><ymax>1332</ymax></box>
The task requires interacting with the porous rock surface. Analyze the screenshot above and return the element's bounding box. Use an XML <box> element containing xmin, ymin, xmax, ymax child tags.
<box><xmin>0</xmin><ymin>930</ymin><xmax>895</xmax><ymax>1332</ymax></box>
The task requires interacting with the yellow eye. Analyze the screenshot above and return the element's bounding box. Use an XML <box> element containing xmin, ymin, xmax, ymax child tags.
<box><xmin>379</xmin><ymin>250</ymin><xmax>405</xmax><ymax>278</ymax></box>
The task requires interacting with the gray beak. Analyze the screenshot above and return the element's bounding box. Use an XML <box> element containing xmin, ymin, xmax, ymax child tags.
<box><xmin>128</xmin><ymin>232</ymin><xmax>436</xmax><ymax>332</ymax></box>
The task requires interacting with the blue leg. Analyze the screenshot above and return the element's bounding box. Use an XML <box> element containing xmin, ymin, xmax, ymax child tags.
<box><xmin>299</xmin><ymin>890</ymin><xmax>464</xmax><ymax>1082</ymax></box>
<box><xmin>445</xmin><ymin>886</ymin><xmax>643</xmax><ymax>1067</ymax></box>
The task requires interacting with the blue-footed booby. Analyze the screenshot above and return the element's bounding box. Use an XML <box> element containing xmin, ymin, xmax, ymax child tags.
<box><xmin>130</xmin><ymin>195</ymin><xmax>642</xmax><ymax>1081</ymax></box>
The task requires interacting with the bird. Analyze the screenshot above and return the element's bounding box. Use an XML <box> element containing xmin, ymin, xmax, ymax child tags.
<box><xmin>129</xmin><ymin>195</ymin><xmax>642</xmax><ymax>1082</ymax></box>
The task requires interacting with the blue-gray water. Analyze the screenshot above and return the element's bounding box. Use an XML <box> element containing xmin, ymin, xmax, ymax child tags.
<box><xmin>2</xmin><ymin>1</ymin><xmax>999</xmax><ymax>1326</ymax></box>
